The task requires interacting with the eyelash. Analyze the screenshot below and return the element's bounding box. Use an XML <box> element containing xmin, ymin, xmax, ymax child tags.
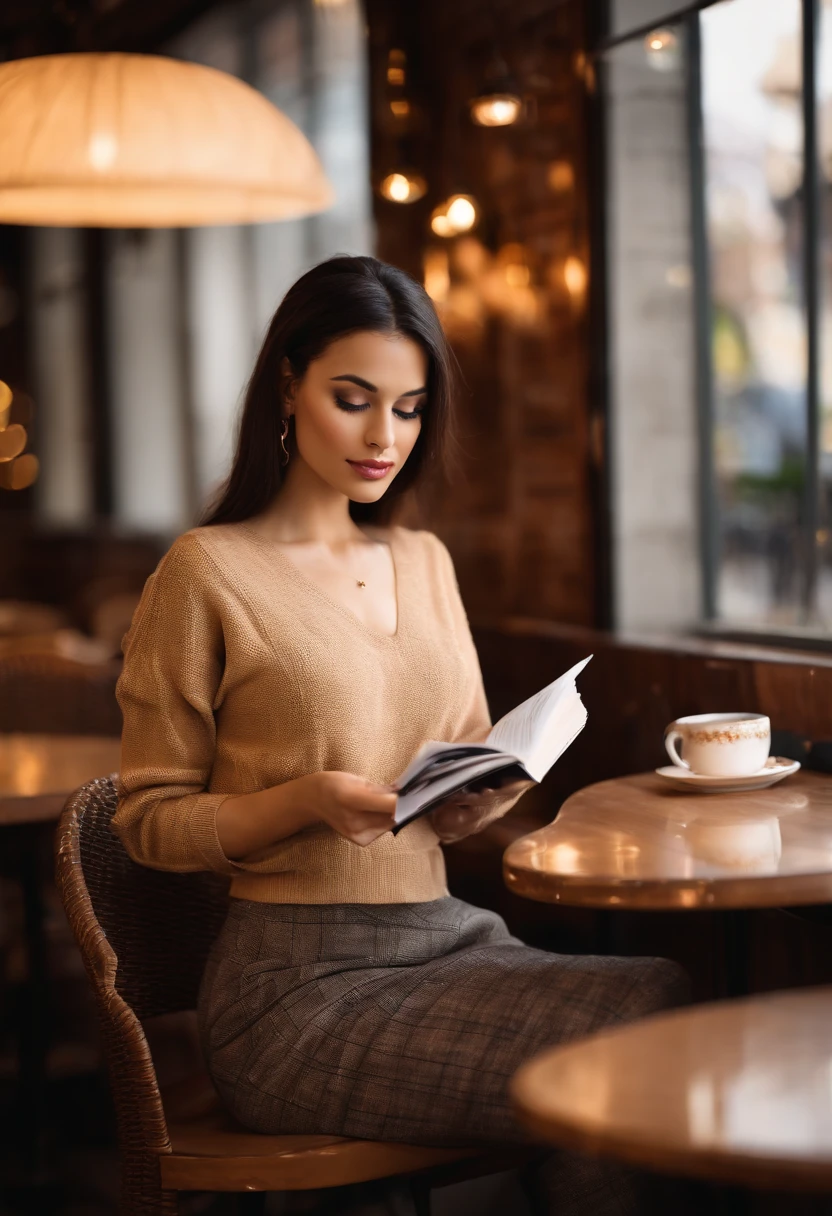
<box><xmin>335</xmin><ymin>395</ymin><xmax>424</xmax><ymax>421</ymax></box>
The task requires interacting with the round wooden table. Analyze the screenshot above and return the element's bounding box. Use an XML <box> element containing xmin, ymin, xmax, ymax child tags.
<box><xmin>0</xmin><ymin>732</ymin><xmax>120</xmax><ymax>1179</ymax></box>
<box><xmin>511</xmin><ymin>986</ymin><xmax>832</xmax><ymax>1191</ymax></box>
<box><xmin>504</xmin><ymin>770</ymin><xmax>832</xmax><ymax>910</ymax></box>
<box><xmin>0</xmin><ymin>732</ymin><xmax>120</xmax><ymax>826</ymax></box>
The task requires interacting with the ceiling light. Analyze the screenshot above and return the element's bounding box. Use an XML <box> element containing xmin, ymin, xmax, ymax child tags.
<box><xmin>0</xmin><ymin>53</ymin><xmax>334</xmax><ymax>227</ymax></box>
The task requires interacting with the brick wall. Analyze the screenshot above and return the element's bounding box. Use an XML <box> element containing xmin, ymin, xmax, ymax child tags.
<box><xmin>366</xmin><ymin>0</ymin><xmax>596</xmax><ymax>625</ymax></box>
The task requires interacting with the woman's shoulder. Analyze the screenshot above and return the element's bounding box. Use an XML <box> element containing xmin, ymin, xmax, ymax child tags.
<box><xmin>387</xmin><ymin>526</ymin><xmax>455</xmax><ymax>577</ymax></box>
<box><xmin>159</xmin><ymin>522</ymin><xmax>254</xmax><ymax>572</ymax></box>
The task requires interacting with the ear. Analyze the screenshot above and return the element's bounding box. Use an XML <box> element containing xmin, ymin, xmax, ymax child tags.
<box><xmin>279</xmin><ymin>356</ymin><xmax>298</xmax><ymax>415</ymax></box>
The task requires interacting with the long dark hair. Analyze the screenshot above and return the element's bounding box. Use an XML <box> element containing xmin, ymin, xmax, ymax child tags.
<box><xmin>201</xmin><ymin>255</ymin><xmax>459</xmax><ymax>527</ymax></box>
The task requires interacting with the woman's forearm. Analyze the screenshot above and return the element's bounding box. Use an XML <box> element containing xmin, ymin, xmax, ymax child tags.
<box><xmin>215</xmin><ymin>774</ymin><xmax>320</xmax><ymax>860</ymax></box>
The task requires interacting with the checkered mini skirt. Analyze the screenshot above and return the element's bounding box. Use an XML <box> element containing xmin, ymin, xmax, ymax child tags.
<box><xmin>197</xmin><ymin>897</ymin><xmax>685</xmax><ymax>1163</ymax></box>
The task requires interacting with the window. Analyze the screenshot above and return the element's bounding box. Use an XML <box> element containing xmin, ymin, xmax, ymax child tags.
<box><xmin>602</xmin><ymin>0</ymin><xmax>831</xmax><ymax>637</ymax></box>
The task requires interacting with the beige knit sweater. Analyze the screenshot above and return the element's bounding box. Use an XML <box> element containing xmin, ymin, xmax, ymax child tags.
<box><xmin>113</xmin><ymin>521</ymin><xmax>493</xmax><ymax>904</ymax></box>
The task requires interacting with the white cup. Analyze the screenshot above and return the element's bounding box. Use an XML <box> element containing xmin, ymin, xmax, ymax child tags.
<box><xmin>664</xmin><ymin>712</ymin><xmax>771</xmax><ymax>778</ymax></box>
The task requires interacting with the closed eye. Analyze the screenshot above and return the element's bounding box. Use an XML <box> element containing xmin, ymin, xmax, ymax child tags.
<box><xmin>335</xmin><ymin>395</ymin><xmax>424</xmax><ymax>421</ymax></box>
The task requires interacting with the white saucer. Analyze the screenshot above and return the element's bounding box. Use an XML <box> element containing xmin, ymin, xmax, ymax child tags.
<box><xmin>655</xmin><ymin>757</ymin><xmax>801</xmax><ymax>794</ymax></box>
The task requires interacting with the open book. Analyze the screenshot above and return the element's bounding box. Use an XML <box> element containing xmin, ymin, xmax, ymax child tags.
<box><xmin>391</xmin><ymin>656</ymin><xmax>592</xmax><ymax>834</ymax></box>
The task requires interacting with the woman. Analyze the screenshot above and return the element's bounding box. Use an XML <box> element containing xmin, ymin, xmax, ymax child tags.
<box><xmin>113</xmin><ymin>255</ymin><xmax>687</xmax><ymax>1214</ymax></box>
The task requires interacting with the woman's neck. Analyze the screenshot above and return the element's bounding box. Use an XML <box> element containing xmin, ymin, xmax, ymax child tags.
<box><xmin>253</xmin><ymin>461</ymin><xmax>370</xmax><ymax>546</ymax></box>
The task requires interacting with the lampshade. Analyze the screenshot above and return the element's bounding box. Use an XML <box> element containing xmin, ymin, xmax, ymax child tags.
<box><xmin>0</xmin><ymin>53</ymin><xmax>335</xmax><ymax>227</ymax></box>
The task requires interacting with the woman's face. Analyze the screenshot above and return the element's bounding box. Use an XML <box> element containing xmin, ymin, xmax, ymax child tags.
<box><xmin>284</xmin><ymin>330</ymin><xmax>427</xmax><ymax>504</ymax></box>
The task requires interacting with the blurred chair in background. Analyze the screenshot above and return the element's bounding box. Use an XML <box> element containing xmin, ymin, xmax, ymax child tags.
<box><xmin>0</xmin><ymin>651</ymin><xmax>122</xmax><ymax>736</ymax></box>
<box><xmin>87</xmin><ymin>589</ymin><xmax>141</xmax><ymax>657</ymax></box>
<box><xmin>0</xmin><ymin>600</ymin><xmax>67</xmax><ymax>637</ymax></box>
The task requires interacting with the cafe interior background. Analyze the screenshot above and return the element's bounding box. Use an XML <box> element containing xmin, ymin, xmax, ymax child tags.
<box><xmin>4</xmin><ymin>0</ymin><xmax>832</xmax><ymax>1212</ymax></box>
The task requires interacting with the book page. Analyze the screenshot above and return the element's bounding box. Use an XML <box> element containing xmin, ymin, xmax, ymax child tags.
<box><xmin>485</xmin><ymin>656</ymin><xmax>592</xmax><ymax>779</ymax></box>
<box><xmin>393</xmin><ymin>741</ymin><xmax>503</xmax><ymax>794</ymax></box>
<box><xmin>393</xmin><ymin>754</ymin><xmax>528</xmax><ymax>829</ymax></box>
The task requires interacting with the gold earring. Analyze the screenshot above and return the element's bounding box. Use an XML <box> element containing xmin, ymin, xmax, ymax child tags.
<box><xmin>280</xmin><ymin>418</ymin><xmax>290</xmax><ymax>467</ymax></box>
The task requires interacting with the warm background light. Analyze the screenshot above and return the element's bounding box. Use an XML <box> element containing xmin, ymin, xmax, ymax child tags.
<box><xmin>0</xmin><ymin>425</ymin><xmax>26</xmax><ymax>462</ymax></box>
<box><xmin>447</xmin><ymin>196</ymin><xmax>477</xmax><ymax>231</ymax></box>
<box><xmin>644</xmin><ymin>28</ymin><xmax>680</xmax><ymax>72</ymax></box>
<box><xmin>564</xmin><ymin>255</ymin><xmax>588</xmax><ymax>308</ymax></box>
<box><xmin>0</xmin><ymin>380</ymin><xmax>11</xmax><ymax>430</ymax></box>
<box><xmin>470</xmin><ymin>93</ymin><xmax>522</xmax><ymax>127</ymax></box>
<box><xmin>547</xmin><ymin>159</ymin><xmax>575</xmax><ymax>194</ymax></box>
<box><xmin>387</xmin><ymin>49</ymin><xmax>406</xmax><ymax>86</ymax></box>
<box><xmin>0</xmin><ymin>53</ymin><xmax>334</xmax><ymax>227</ymax></box>
<box><xmin>423</xmin><ymin>247</ymin><xmax>451</xmax><ymax>304</ymax></box>
<box><xmin>0</xmin><ymin>452</ymin><xmax>38</xmax><ymax>491</ymax></box>
<box><xmin>379</xmin><ymin>171</ymin><xmax>427</xmax><ymax>203</ymax></box>
<box><xmin>431</xmin><ymin>194</ymin><xmax>479</xmax><ymax>237</ymax></box>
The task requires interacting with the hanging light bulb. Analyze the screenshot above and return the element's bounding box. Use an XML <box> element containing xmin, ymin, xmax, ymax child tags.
<box><xmin>379</xmin><ymin>171</ymin><xmax>427</xmax><ymax>204</ymax></box>
<box><xmin>431</xmin><ymin>194</ymin><xmax>479</xmax><ymax>237</ymax></box>
<box><xmin>644</xmin><ymin>28</ymin><xmax>680</xmax><ymax>72</ymax></box>
<box><xmin>469</xmin><ymin>92</ymin><xmax>522</xmax><ymax>128</ymax></box>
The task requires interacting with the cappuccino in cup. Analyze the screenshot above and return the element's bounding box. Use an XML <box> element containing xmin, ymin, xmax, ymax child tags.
<box><xmin>664</xmin><ymin>713</ymin><xmax>771</xmax><ymax>778</ymax></box>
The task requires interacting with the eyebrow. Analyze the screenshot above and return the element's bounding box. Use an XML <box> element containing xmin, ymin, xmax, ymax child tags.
<box><xmin>330</xmin><ymin>374</ymin><xmax>427</xmax><ymax>397</ymax></box>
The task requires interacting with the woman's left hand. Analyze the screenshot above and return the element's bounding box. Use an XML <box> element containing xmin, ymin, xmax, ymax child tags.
<box><xmin>428</xmin><ymin>777</ymin><xmax>534</xmax><ymax>844</ymax></box>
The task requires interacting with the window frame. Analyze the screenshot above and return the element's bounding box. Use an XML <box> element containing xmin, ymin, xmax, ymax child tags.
<box><xmin>594</xmin><ymin>0</ymin><xmax>827</xmax><ymax>642</ymax></box>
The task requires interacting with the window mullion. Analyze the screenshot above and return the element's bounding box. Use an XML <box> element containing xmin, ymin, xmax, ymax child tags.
<box><xmin>687</xmin><ymin>11</ymin><xmax>718</xmax><ymax>622</ymax></box>
<box><xmin>802</xmin><ymin>0</ymin><xmax>821</xmax><ymax>625</ymax></box>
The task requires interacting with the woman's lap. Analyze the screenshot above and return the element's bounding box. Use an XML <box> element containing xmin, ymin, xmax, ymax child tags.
<box><xmin>197</xmin><ymin>896</ymin><xmax>688</xmax><ymax>1145</ymax></box>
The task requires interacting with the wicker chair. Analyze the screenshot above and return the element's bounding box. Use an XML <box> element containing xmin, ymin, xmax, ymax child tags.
<box><xmin>55</xmin><ymin>776</ymin><xmax>515</xmax><ymax>1215</ymax></box>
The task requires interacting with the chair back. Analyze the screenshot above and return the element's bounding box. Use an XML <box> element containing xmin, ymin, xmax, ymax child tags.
<box><xmin>55</xmin><ymin>776</ymin><xmax>230</xmax><ymax>1161</ymax></box>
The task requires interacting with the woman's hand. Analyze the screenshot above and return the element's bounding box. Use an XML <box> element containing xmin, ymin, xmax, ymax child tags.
<box><xmin>311</xmin><ymin>771</ymin><xmax>398</xmax><ymax>846</ymax></box>
<box><xmin>429</xmin><ymin>777</ymin><xmax>534</xmax><ymax>844</ymax></box>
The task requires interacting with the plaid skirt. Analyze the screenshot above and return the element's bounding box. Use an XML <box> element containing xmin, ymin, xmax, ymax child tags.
<box><xmin>196</xmin><ymin>896</ymin><xmax>687</xmax><ymax>1150</ymax></box>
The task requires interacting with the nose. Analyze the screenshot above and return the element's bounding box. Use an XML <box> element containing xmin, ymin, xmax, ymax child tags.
<box><xmin>364</xmin><ymin>406</ymin><xmax>395</xmax><ymax>453</ymax></box>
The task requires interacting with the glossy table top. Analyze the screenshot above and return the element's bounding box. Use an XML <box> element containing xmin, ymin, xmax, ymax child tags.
<box><xmin>511</xmin><ymin>986</ymin><xmax>832</xmax><ymax>1190</ymax></box>
<box><xmin>0</xmin><ymin>732</ymin><xmax>120</xmax><ymax>826</ymax></box>
<box><xmin>504</xmin><ymin>770</ymin><xmax>832</xmax><ymax>909</ymax></box>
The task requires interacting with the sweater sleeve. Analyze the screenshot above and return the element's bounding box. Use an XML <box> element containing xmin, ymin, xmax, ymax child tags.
<box><xmin>427</xmin><ymin>532</ymin><xmax>492</xmax><ymax>744</ymax></box>
<box><xmin>112</xmin><ymin>534</ymin><xmax>242</xmax><ymax>876</ymax></box>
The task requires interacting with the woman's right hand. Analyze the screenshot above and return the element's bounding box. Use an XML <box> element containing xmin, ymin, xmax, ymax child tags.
<box><xmin>310</xmin><ymin>771</ymin><xmax>398</xmax><ymax>846</ymax></box>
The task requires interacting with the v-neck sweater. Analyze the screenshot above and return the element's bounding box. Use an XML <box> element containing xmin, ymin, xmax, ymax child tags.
<box><xmin>112</xmin><ymin>521</ymin><xmax>493</xmax><ymax>904</ymax></box>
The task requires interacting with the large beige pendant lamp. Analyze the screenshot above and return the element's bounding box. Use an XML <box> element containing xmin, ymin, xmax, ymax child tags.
<box><xmin>0</xmin><ymin>52</ymin><xmax>334</xmax><ymax>227</ymax></box>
